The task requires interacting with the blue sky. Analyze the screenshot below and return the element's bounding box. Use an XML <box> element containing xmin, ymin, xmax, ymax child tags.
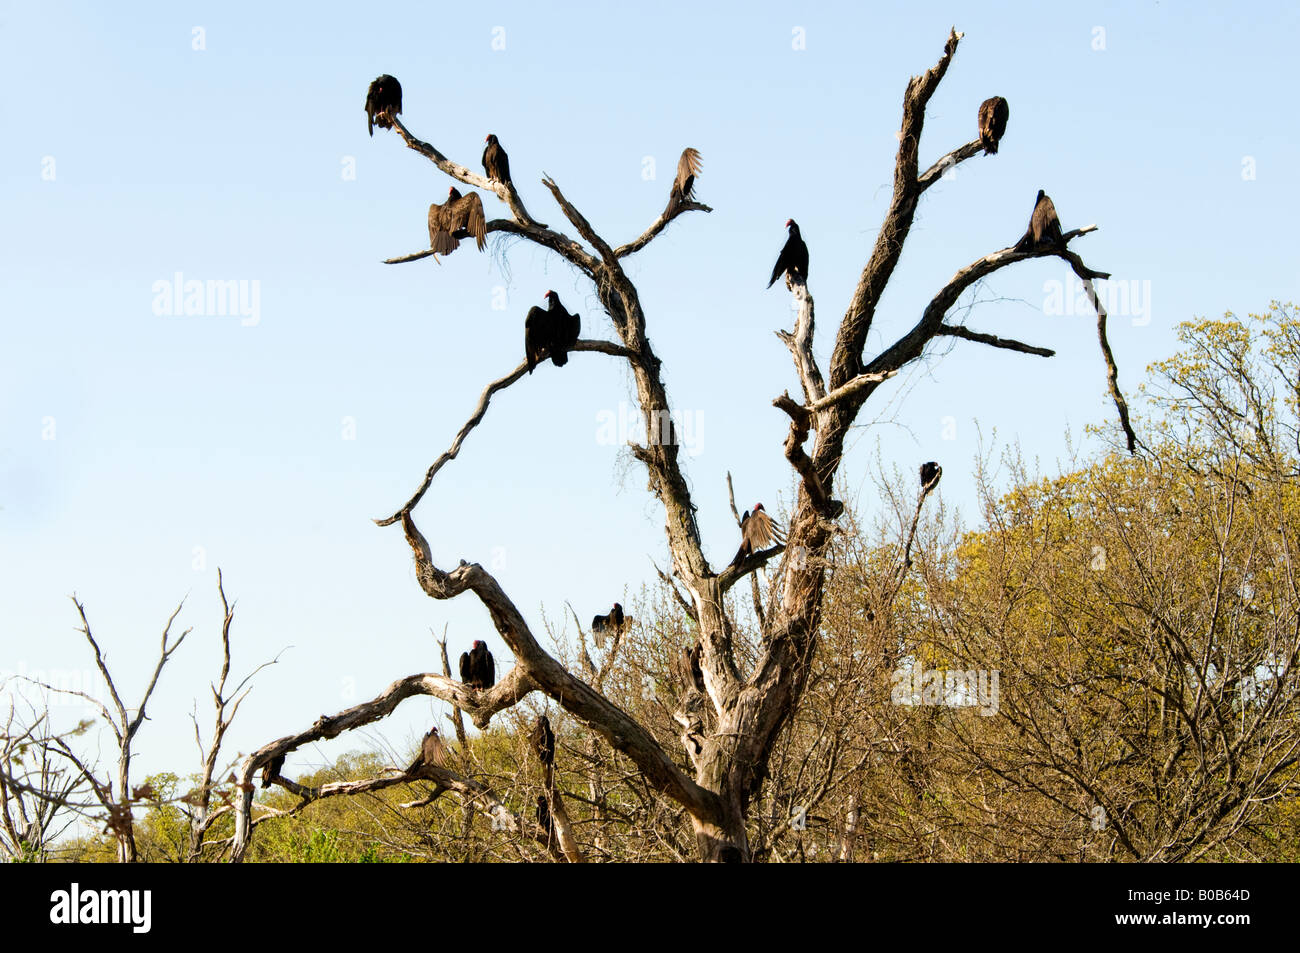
<box><xmin>2</xmin><ymin>1</ymin><xmax>1297</xmax><ymax>788</ymax></box>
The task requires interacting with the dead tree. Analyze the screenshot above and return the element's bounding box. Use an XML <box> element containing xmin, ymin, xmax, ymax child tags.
<box><xmin>23</xmin><ymin>573</ymin><xmax>271</xmax><ymax>862</ymax></box>
<box><xmin>231</xmin><ymin>28</ymin><xmax>1133</xmax><ymax>862</ymax></box>
<box><xmin>0</xmin><ymin>693</ymin><xmax>85</xmax><ymax>861</ymax></box>
<box><xmin>36</xmin><ymin>597</ymin><xmax>190</xmax><ymax>862</ymax></box>
<box><xmin>178</xmin><ymin>570</ymin><xmax>280</xmax><ymax>861</ymax></box>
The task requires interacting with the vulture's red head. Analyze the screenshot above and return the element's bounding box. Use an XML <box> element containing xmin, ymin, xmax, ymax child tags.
<box><xmin>785</xmin><ymin>219</ymin><xmax>794</xmax><ymax>228</ymax></box>
<box><xmin>486</xmin><ymin>134</ymin><xmax>494</xmax><ymax>143</ymax></box>
<box><xmin>613</xmin><ymin>602</ymin><xmax>623</xmax><ymax>612</ymax></box>
<box><xmin>753</xmin><ymin>503</ymin><xmax>765</xmax><ymax>512</ymax></box>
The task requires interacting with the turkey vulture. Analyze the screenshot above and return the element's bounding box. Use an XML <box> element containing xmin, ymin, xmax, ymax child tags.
<box><xmin>731</xmin><ymin>503</ymin><xmax>780</xmax><ymax>567</ymax></box>
<box><xmin>675</xmin><ymin>642</ymin><xmax>705</xmax><ymax>693</ymax></box>
<box><xmin>428</xmin><ymin>186</ymin><xmax>487</xmax><ymax>256</ymax></box>
<box><xmin>407</xmin><ymin>726</ymin><xmax>448</xmax><ymax>772</ymax></box>
<box><xmin>459</xmin><ymin>639</ymin><xmax>496</xmax><ymax>690</ymax></box>
<box><xmin>482</xmin><ymin>134</ymin><xmax>512</xmax><ymax>185</ymax></box>
<box><xmin>536</xmin><ymin>794</ymin><xmax>554</xmax><ymax>841</ymax></box>
<box><xmin>260</xmin><ymin>753</ymin><xmax>285</xmax><ymax>789</ymax></box>
<box><xmin>1016</xmin><ymin>190</ymin><xmax>1063</xmax><ymax>251</ymax></box>
<box><xmin>530</xmin><ymin>715</ymin><xmax>555</xmax><ymax>767</ymax></box>
<box><xmin>666</xmin><ymin>147</ymin><xmax>702</xmax><ymax>214</ymax></box>
<box><xmin>524</xmin><ymin>291</ymin><xmax>581</xmax><ymax>373</ymax></box>
<box><xmin>767</xmin><ymin>220</ymin><xmax>809</xmax><ymax>289</ymax></box>
<box><xmin>978</xmin><ymin>97</ymin><xmax>1009</xmax><ymax>155</ymax></box>
<box><xmin>591</xmin><ymin>602</ymin><xmax>625</xmax><ymax>636</ymax></box>
<box><xmin>920</xmin><ymin>461</ymin><xmax>942</xmax><ymax>489</ymax></box>
<box><xmin>364</xmin><ymin>75</ymin><xmax>402</xmax><ymax>137</ymax></box>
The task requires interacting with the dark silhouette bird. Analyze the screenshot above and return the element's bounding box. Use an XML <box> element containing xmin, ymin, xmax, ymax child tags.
<box><xmin>427</xmin><ymin>187</ymin><xmax>487</xmax><ymax>256</ymax></box>
<box><xmin>675</xmin><ymin>642</ymin><xmax>705</xmax><ymax>693</ymax></box>
<box><xmin>1016</xmin><ymin>190</ymin><xmax>1063</xmax><ymax>251</ymax></box>
<box><xmin>978</xmin><ymin>97</ymin><xmax>1009</xmax><ymax>155</ymax></box>
<box><xmin>920</xmin><ymin>461</ymin><xmax>942</xmax><ymax>490</ymax></box>
<box><xmin>536</xmin><ymin>794</ymin><xmax>554</xmax><ymax>842</ymax></box>
<box><xmin>731</xmin><ymin>503</ymin><xmax>780</xmax><ymax>567</ymax></box>
<box><xmin>407</xmin><ymin>726</ymin><xmax>448</xmax><ymax>773</ymax></box>
<box><xmin>767</xmin><ymin>220</ymin><xmax>809</xmax><ymax>289</ymax></box>
<box><xmin>530</xmin><ymin>715</ymin><xmax>556</xmax><ymax>767</ymax></box>
<box><xmin>666</xmin><ymin>147</ymin><xmax>702</xmax><ymax>214</ymax></box>
<box><xmin>482</xmin><ymin>134</ymin><xmax>512</xmax><ymax>185</ymax></box>
<box><xmin>260</xmin><ymin>753</ymin><xmax>285</xmax><ymax>789</ymax></box>
<box><xmin>364</xmin><ymin>75</ymin><xmax>402</xmax><ymax>136</ymax></box>
<box><xmin>459</xmin><ymin>639</ymin><xmax>496</xmax><ymax>690</ymax></box>
<box><xmin>524</xmin><ymin>291</ymin><xmax>581</xmax><ymax>373</ymax></box>
<box><xmin>591</xmin><ymin>602</ymin><xmax>625</xmax><ymax>637</ymax></box>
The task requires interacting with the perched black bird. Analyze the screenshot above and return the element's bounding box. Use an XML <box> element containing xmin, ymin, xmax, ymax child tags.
<box><xmin>767</xmin><ymin>220</ymin><xmax>809</xmax><ymax>289</ymax></box>
<box><xmin>530</xmin><ymin>715</ymin><xmax>556</xmax><ymax>767</ymax></box>
<box><xmin>675</xmin><ymin>642</ymin><xmax>705</xmax><ymax>693</ymax></box>
<box><xmin>1016</xmin><ymin>190</ymin><xmax>1063</xmax><ymax>251</ymax></box>
<box><xmin>666</xmin><ymin>147</ymin><xmax>702</xmax><ymax>214</ymax></box>
<box><xmin>920</xmin><ymin>461</ymin><xmax>942</xmax><ymax>490</ymax></box>
<box><xmin>428</xmin><ymin>186</ymin><xmax>487</xmax><ymax>256</ymax></box>
<box><xmin>407</xmin><ymin>727</ymin><xmax>448</xmax><ymax>773</ymax></box>
<box><xmin>364</xmin><ymin>75</ymin><xmax>402</xmax><ymax>137</ymax></box>
<box><xmin>731</xmin><ymin>503</ymin><xmax>780</xmax><ymax>567</ymax></box>
<box><xmin>459</xmin><ymin>639</ymin><xmax>496</xmax><ymax>690</ymax></box>
<box><xmin>260</xmin><ymin>753</ymin><xmax>285</xmax><ymax>789</ymax></box>
<box><xmin>978</xmin><ymin>97</ymin><xmax>1009</xmax><ymax>155</ymax></box>
<box><xmin>536</xmin><ymin>794</ymin><xmax>554</xmax><ymax>842</ymax></box>
<box><xmin>482</xmin><ymin>134</ymin><xmax>512</xmax><ymax>185</ymax></box>
<box><xmin>591</xmin><ymin>602</ymin><xmax>625</xmax><ymax>636</ymax></box>
<box><xmin>524</xmin><ymin>291</ymin><xmax>581</xmax><ymax>373</ymax></box>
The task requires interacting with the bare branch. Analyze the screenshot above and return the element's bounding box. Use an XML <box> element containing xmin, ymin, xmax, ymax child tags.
<box><xmin>937</xmin><ymin>324</ymin><xmax>1056</xmax><ymax>357</ymax></box>
<box><xmin>542</xmin><ymin>175</ymin><xmax>619</xmax><ymax>265</ymax></box>
<box><xmin>377</xmin><ymin>340</ymin><xmax>642</xmax><ymax>525</ymax></box>
<box><xmin>807</xmin><ymin>370</ymin><xmax>899</xmax><ymax>415</ymax></box>
<box><xmin>1070</xmin><ymin>265</ymin><xmax>1140</xmax><ymax>454</ymax></box>
<box><xmin>917</xmin><ymin>140</ymin><xmax>983</xmax><ymax>191</ymax></box>
<box><xmin>830</xmin><ymin>26</ymin><xmax>966</xmax><ymax>383</ymax></box>
<box><xmin>437</xmin><ymin>629</ymin><xmax>468</xmax><ymax>750</ymax></box>
<box><xmin>773</xmin><ymin>394</ymin><xmax>839</xmax><ymax>517</ymax></box>
<box><xmin>775</xmin><ymin>281</ymin><xmax>828</xmax><ymax>404</ymax></box>
<box><xmin>615</xmin><ymin>199</ymin><xmax>713</xmax><ymax>258</ymax></box>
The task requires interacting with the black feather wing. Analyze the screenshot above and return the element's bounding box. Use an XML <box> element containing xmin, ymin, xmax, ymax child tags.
<box><xmin>525</xmin><ymin>306</ymin><xmax>551</xmax><ymax>373</ymax></box>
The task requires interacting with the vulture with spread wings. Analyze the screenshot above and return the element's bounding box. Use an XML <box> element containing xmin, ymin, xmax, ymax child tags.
<box><xmin>524</xmin><ymin>291</ymin><xmax>581</xmax><ymax>372</ymax></box>
<box><xmin>665</xmin><ymin>147</ymin><xmax>702</xmax><ymax>214</ymax></box>
<box><xmin>731</xmin><ymin>503</ymin><xmax>781</xmax><ymax>567</ymax></box>
<box><xmin>591</xmin><ymin>602</ymin><xmax>625</xmax><ymax>636</ymax></box>
<box><xmin>364</xmin><ymin>75</ymin><xmax>402</xmax><ymax>137</ymax></box>
<box><xmin>978</xmin><ymin>96</ymin><xmax>1009</xmax><ymax>155</ymax></box>
<box><xmin>407</xmin><ymin>727</ymin><xmax>448</xmax><ymax>773</ymax></box>
<box><xmin>428</xmin><ymin>187</ymin><xmax>487</xmax><ymax>256</ymax></box>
